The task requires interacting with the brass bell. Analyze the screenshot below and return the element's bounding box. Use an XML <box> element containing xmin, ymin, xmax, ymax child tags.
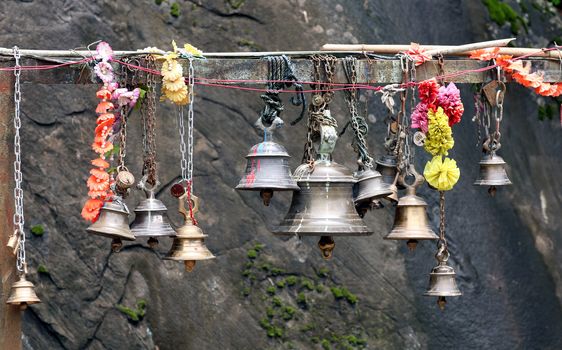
<box><xmin>274</xmin><ymin>122</ymin><xmax>372</xmax><ymax>257</ymax></box>
<box><xmin>375</xmin><ymin>154</ymin><xmax>399</xmax><ymax>186</ymax></box>
<box><xmin>384</xmin><ymin>169</ymin><xmax>438</xmax><ymax>251</ymax></box>
<box><xmin>87</xmin><ymin>199</ymin><xmax>136</xmax><ymax>252</ymax></box>
<box><xmin>236</xmin><ymin>117</ymin><xmax>299</xmax><ymax>206</ymax></box>
<box><xmin>6</xmin><ymin>274</ymin><xmax>40</xmax><ymax>310</ymax></box>
<box><xmin>353</xmin><ymin>167</ymin><xmax>392</xmax><ymax>217</ymax></box>
<box><xmin>474</xmin><ymin>152</ymin><xmax>512</xmax><ymax>197</ymax></box>
<box><xmin>165</xmin><ymin>194</ymin><xmax>215</xmax><ymax>272</ymax></box>
<box><xmin>130</xmin><ymin>184</ymin><xmax>176</xmax><ymax>247</ymax></box>
<box><xmin>424</xmin><ymin>245</ymin><xmax>461</xmax><ymax>310</ymax></box>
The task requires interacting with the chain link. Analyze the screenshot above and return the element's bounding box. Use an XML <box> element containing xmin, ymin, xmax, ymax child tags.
<box><xmin>187</xmin><ymin>58</ymin><xmax>195</xmax><ymax>190</ymax></box>
<box><xmin>12</xmin><ymin>46</ymin><xmax>26</xmax><ymax>273</ymax></box>
<box><xmin>140</xmin><ymin>56</ymin><xmax>158</xmax><ymax>186</ymax></box>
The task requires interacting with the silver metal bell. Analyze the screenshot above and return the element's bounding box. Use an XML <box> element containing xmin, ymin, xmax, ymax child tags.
<box><xmin>353</xmin><ymin>167</ymin><xmax>392</xmax><ymax>216</ymax></box>
<box><xmin>130</xmin><ymin>187</ymin><xmax>176</xmax><ymax>246</ymax></box>
<box><xmin>87</xmin><ymin>199</ymin><xmax>136</xmax><ymax>252</ymax></box>
<box><xmin>424</xmin><ymin>244</ymin><xmax>461</xmax><ymax>310</ymax></box>
<box><xmin>236</xmin><ymin>117</ymin><xmax>299</xmax><ymax>206</ymax></box>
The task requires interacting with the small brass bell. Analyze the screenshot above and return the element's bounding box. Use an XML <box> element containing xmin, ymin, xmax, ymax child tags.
<box><xmin>375</xmin><ymin>154</ymin><xmax>399</xmax><ymax>186</ymax></box>
<box><xmin>87</xmin><ymin>199</ymin><xmax>135</xmax><ymax>252</ymax></box>
<box><xmin>274</xmin><ymin>121</ymin><xmax>372</xmax><ymax>257</ymax></box>
<box><xmin>384</xmin><ymin>169</ymin><xmax>438</xmax><ymax>250</ymax></box>
<box><xmin>165</xmin><ymin>193</ymin><xmax>214</xmax><ymax>271</ymax></box>
<box><xmin>6</xmin><ymin>274</ymin><xmax>40</xmax><ymax>310</ymax></box>
<box><xmin>424</xmin><ymin>245</ymin><xmax>461</xmax><ymax>310</ymax></box>
<box><xmin>130</xmin><ymin>183</ymin><xmax>176</xmax><ymax>247</ymax></box>
<box><xmin>474</xmin><ymin>139</ymin><xmax>511</xmax><ymax>196</ymax></box>
<box><xmin>236</xmin><ymin>117</ymin><xmax>299</xmax><ymax>206</ymax></box>
<box><xmin>353</xmin><ymin>167</ymin><xmax>392</xmax><ymax>217</ymax></box>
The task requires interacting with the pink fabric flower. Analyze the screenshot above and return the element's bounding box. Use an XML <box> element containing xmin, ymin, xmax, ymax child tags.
<box><xmin>406</xmin><ymin>43</ymin><xmax>432</xmax><ymax>66</ymax></box>
<box><xmin>112</xmin><ymin>88</ymin><xmax>141</xmax><ymax>108</ymax></box>
<box><xmin>107</xmin><ymin>82</ymin><xmax>119</xmax><ymax>92</ymax></box>
<box><xmin>94</xmin><ymin>61</ymin><xmax>114</xmax><ymax>83</ymax></box>
<box><xmin>95</xmin><ymin>42</ymin><xmax>113</xmax><ymax>62</ymax></box>
<box><xmin>411</xmin><ymin>102</ymin><xmax>430</xmax><ymax>133</ymax></box>
<box><xmin>437</xmin><ymin>83</ymin><xmax>464</xmax><ymax>126</ymax></box>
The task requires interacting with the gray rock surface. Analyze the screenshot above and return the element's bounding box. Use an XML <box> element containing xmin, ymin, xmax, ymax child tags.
<box><xmin>0</xmin><ymin>0</ymin><xmax>561</xmax><ymax>349</ymax></box>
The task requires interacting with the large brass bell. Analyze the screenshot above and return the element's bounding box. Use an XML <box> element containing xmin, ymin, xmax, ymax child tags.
<box><xmin>474</xmin><ymin>140</ymin><xmax>511</xmax><ymax>196</ymax></box>
<box><xmin>236</xmin><ymin>117</ymin><xmax>299</xmax><ymax>206</ymax></box>
<box><xmin>424</xmin><ymin>244</ymin><xmax>461</xmax><ymax>310</ymax></box>
<box><xmin>165</xmin><ymin>193</ymin><xmax>215</xmax><ymax>272</ymax></box>
<box><xmin>130</xmin><ymin>182</ymin><xmax>176</xmax><ymax>247</ymax></box>
<box><xmin>274</xmin><ymin>122</ymin><xmax>372</xmax><ymax>259</ymax></box>
<box><xmin>384</xmin><ymin>169</ymin><xmax>438</xmax><ymax>251</ymax></box>
<box><xmin>353</xmin><ymin>166</ymin><xmax>392</xmax><ymax>217</ymax></box>
<box><xmin>87</xmin><ymin>199</ymin><xmax>136</xmax><ymax>252</ymax></box>
<box><xmin>6</xmin><ymin>274</ymin><xmax>40</xmax><ymax>310</ymax></box>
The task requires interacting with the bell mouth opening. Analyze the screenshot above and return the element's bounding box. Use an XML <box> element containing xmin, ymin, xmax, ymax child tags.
<box><xmin>406</xmin><ymin>239</ymin><xmax>418</xmax><ymax>251</ymax></box>
<box><xmin>147</xmin><ymin>237</ymin><xmax>159</xmax><ymax>248</ymax></box>
<box><xmin>111</xmin><ymin>238</ymin><xmax>123</xmax><ymax>252</ymax></box>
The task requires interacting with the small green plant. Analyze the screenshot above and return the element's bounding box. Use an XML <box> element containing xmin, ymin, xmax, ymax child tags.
<box><xmin>317</xmin><ymin>267</ymin><xmax>330</xmax><ymax>278</ymax></box>
<box><xmin>242</xmin><ymin>269</ymin><xmax>252</xmax><ymax>277</ymax></box>
<box><xmin>242</xmin><ymin>287</ymin><xmax>250</xmax><ymax>297</ymax></box>
<box><xmin>253</xmin><ymin>243</ymin><xmax>265</xmax><ymax>251</ymax></box>
<box><xmin>272</xmin><ymin>296</ymin><xmax>282</xmax><ymax>307</ymax></box>
<box><xmin>37</xmin><ymin>264</ymin><xmax>49</xmax><ymax>275</ymax></box>
<box><xmin>482</xmin><ymin>0</ymin><xmax>527</xmax><ymax>34</ymax></box>
<box><xmin>247</xmin><ymin>249</ymin><xmax>258</xmax><ymax>259</ymax></box>
<box><xmin>259</xmin><ymin>318</ymin><xmax>283</xmax><ymax>338</ymax></box>
<box><xmin>285</xmin><ymin>275</ymin><xmax>298</xmax><ymax>286</ymax></box>
<box><xmin>321</xmin><ymin>339</ymin><xmax>331</xmax><ymax>350</ymax></box>
<box><xmin>281</xmin><ymin>306</ymin><xmax>296</xmax><ymax>320</ymax></box>
<box><xmin>270</xmin><ymin>267</ymin><xmax>285</xmax><ymax>276</ymax></box>
<box><xmin>266</xmin><ymin>286</ymin><xmax>276</xmax><ymax>295</ymax></box>
<box><xmin>266</xmin><ymin>307</ymin><xmax>275</xmax><ymax>318</ymax></box>
<box><xmin>296</xmin><ymin>292</ymin><xmax>307</xmax><ymax>308</ymax></box>
<box><xmin>300</xmin><ymin>323</ymin><xmax>315</xmax><ymax>332</ymax></box>
<box><xmin>276</xmin><ymin>280</ymin><xmax>286</xmax><ymax>289</ymax></box>
<box><xmin>170</xmin><ymin>2</ymin><xmax>180</xmax><ymax>17</ymax></box>
<box><xmin>116</xmin><ymin>300</ymin><xmax>147</xmax><ymax>323</ymax></box>
<box><xmin>316</xmin><ymin>284</ymin><xmax>325</xmax><ymax>293</ymax></box>
<box><xmin>31</xmin><ymin>225</ymin><xmax>45</xmax><ymax>236</ymax></box>
<box><xmin>330</xmin><ymin>287</ymin><xmax>358</xmax><ymax>304</ymax></box>
<box><xmin>300</xmin><ymin>278</ymin><xmax>314</xmax><ymax>291</ymax></box>
<box><xmin>228</xmin><ymin>0</ymin><xmax>246</xmax><ymax>9</ymax></box>
<box><xmin>245</xmin><ymin>261</ymin><xmax>254</xmax><ymax>269</ymax></box>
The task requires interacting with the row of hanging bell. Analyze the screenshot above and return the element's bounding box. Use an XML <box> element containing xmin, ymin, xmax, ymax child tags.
<box><xmin>474</xmin><ymin>138</ymin><xmax>511</xmax><ymax>196</ymax></box>
<box><xmin>273</xmin><ymin>115</ymin><xmax>372</xmax><ymax>259</ymax></box>
<box><xmin>384</xmin><ymin>168</ymin><xmax>438</xmax><ymax>251</ymax></box>
<box><xmin>236</xmin><ymin>117</ymin><xmax>299</xmax><ymax>206</ymax></box>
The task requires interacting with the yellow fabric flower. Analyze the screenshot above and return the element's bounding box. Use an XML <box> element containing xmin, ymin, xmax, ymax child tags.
<box><xmin>183</xmin><ymin>43</ymin><xmax>203</xmax><ymax>57</ymax></box>
<box><xmin>423</xmin><ymin>156</ymin><xmax>460</xmax><ymax>191</ymax></box>
<box><xmin>424</xmin><ymin>107</ymin><xmax>454</xmax><ymax>156</ymax></box>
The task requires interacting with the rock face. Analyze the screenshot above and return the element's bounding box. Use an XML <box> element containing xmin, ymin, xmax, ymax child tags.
<box><xmin>0</xmin><ymin>0</ymin><xmax>560</xmax><ymax>349</ymax></box>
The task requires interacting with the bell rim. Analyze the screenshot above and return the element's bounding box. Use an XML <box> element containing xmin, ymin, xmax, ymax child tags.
<box><xmin>272</xmin><ymin>225</ymin><xmax>373</xmax><ymax>236</ymax></box>
<box><xmin>6</xmin><ymin>298</ymin><xmax>41</xmax><ymax>305</ymax></box>
<box><xmin>235</xmin><ymin>183</ymin><xmax>300</xmax><ymax>191</ymax></box>
<box><xmin>164</xmin><ymin>253</ymin><xmax>216</xmax><ymax>261</ymax></box>
<box><xmin>86</xmin><ymin>228</ymin><xmax>136</xmax><ymax>241</ymax></box>
<box><xmin>423</xmin><ymin>290</ymin><xmax>462</xmax><ymax>297</ymax></box>
<box><xmin>473</xmin><ymin>179</ymin><xmax>512</xmax><ymax>186</ymax></box>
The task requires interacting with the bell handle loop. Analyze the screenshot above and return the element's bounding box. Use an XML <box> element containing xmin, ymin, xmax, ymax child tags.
<box><xmin>137</xmin><ymin>175</ymin><xmax>160</xmax><ymax>195</ymax></box>
<box><xmin>436</xmin><ymin>243</ymin><xmax>449</xmax><ymax>264</ymax></box>
<box><xmin>398</xmin><ymin>165</ymin><xmax>423</xmax><ymax>193</ymax></box>
<box><xmin>178</xmin><ymin>192</ymin><xmax>199</xmax><ymax>223</ymax></box>
<box><xmin>255</xmin><ymin>116</ymin><xmax>283</xmax><ymax>141</ymax></box>
<box><xmin>116</xmin><ymin>164</ymin><xmax>129</xmax><ymax>173</ymax></box>
<box><xmin>483</xmin><ymin>138</ymin><xmax>501</xmax><ymax>154</ymax></box>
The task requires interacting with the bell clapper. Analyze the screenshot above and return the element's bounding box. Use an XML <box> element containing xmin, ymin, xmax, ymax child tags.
<box><xmin>488</xmin><ymin>186</ymin><xmax>497</xmax><ymax>197</ymax></box>
<box><xmin>184</xmin><ymin>260</ymin><xmax>196</xmax><ymax>272</ymax></box>
<box><xmin>111</xmin><ymin>238</ymin><xmax>123</xmax><ymax>253</ymax></box>
<box><xmin>318</xmin><ymin>236</ymin><xmax>335</xmax><ymax>260</ymax></box>
<box><xmin>406</xmin><ymin>239</ymin><xmax>418</xmax><ymax>251</ymax></box>
<box><xmin>148</xmin><ymin>237</ymin><xmax>159</xmax><ymax>248</ymax></box>
<box><xmin>437</xmin><ymin>296</ymin><xmax>447</xmax><ymax>310</ymax></box>
<box><xmin>259</xmin><ymin>189</ymin><xmax>274</xmax><ymax>206</ymax></box>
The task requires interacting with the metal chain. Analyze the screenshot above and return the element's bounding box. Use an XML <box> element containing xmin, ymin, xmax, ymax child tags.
<box><xmin>436</xmin><ymin>191</ymin><xmax>449</xmax><ymax>263</ymax></box>
<box><xmin>343</xmin><ymin>56</ymin><xmax>373</xmax><ymax>169</ymax></box>
<box><xmin>141</xmin><ymin>56</ymin><xmax>158</xmax><ymax>186</ymax></box>
<box><xmin>187</xmin><ymin>57</ymin><xmax>195</xmax><ymax>190</ymax></box>
<box><xmin>12</xmin><ymin>47</ymin><xmax>26</xmax><ymax>273</ymax></box>
<box><xmin>118</xmin><ymin>62</ymin><xmax>130</xmax><ymax>171</ymax></box>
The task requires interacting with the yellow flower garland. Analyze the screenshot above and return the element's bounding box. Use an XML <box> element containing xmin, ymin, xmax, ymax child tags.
<box><xmin>424</xmin><ymin>107</ymin><xmax>454</xmax><ymax>156</ymax></box>
<box><xmin>423</xmin><ymin>156</ymin><xmax>460</xmax><ymax>191</ymax></box>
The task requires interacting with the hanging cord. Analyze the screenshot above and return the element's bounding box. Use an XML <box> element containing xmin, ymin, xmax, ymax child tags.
<box><xmin>12</xmin><ymin>46</ymin><xmax>27</xmax><ymax>274</ymax></box>
<box><xmin>342</xmin><ymin>56</ymin><xmax>373</xmax><ymax>170</ymax></box>
<box><xmin>140</xmin><ymin>56</ymin><xmax>158</xmax><ymax>187</ymax></box>
<box><xmin>436</xmin><ymin>191</ymin><xmax>449</xmax><ymax>263</ymax></box>
<box><xmin>394</xmin><ymin>55</ymin><xmax>409</xmax><ymax>174</ymax></box>
<box><xmin>259</xmin><ymin>56</ymin><xmax>285</xmax><ymax>127</ymax></box>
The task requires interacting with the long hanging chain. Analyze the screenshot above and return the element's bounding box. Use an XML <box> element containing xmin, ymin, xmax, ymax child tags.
<box><xmin>343</xmin><ymin>56</ymin><xmax>373</xmax><ymax>169</ymax></box>
<box><xmin>12</xmin><ymin>46</ymin><xmax>26</xmax><ymax>274</ymax></box>
<box><xmin>187</xmin><ymin>58</ymin><xmax>195</xmax><ymax>190</ymax></box>
<box><xmin>141</xmin><ymin>56</ymin><xmax>158</xmax><ymax>187</ymax></box>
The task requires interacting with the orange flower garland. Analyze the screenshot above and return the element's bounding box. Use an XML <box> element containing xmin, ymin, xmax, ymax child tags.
<box><xmin>470</xmin><ymin>48</ymin><xmax>562</xmax><ymax>97</ymax></box>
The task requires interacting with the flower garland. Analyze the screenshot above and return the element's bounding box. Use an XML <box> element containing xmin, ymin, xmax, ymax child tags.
<box><xmin>411</xmin><ymin>78</ymin><xmax>463</xmax><ymax>191</ymax></box>
<box><xmin>81</xmin><ymin>42</ymin><xmax>140</xmax><ymax>222</ymax></box>
<box><xmin>470</xmin><ymin>47</ymin><xmax>562</xmax><ymax>97</ymax></box>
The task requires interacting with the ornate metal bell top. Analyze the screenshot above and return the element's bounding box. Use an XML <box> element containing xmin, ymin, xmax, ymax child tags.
<box><xmin>165</xmin><ymin>194</ymin><xmax>215</xmax><ymax>271</ymax></box>
<box><xmin>6</xmin><ymin>274</ymin><xmax>40</xmax><ymax>309</ymax></box>
<box><xmin>133</xmin><ymin>189</ymin><xmax>167</xmax><ymax>212</ymax></box>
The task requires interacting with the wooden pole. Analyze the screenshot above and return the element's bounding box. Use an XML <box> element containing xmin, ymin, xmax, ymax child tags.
<box><xmin>0</xmin><ymin>71</ymin><xmax>21</xmax><ymax>350</ymax></box>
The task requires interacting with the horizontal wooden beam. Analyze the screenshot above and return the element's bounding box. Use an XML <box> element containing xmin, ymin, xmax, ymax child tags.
<box><xmin>0</xmin><ymin>58</ymin><xmax>560</xmax><ymax>85</ymax></box>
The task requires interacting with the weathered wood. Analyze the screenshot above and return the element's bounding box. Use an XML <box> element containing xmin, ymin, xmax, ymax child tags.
<box><xmin>0</xmin><ymin>71</ymin><xmax>21</xmax><ymax>350</ymax></box>
<box><xmin>0</xmin><ymin>58</ymin><xmax>560</xmax><ymax>85</ymax></box>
